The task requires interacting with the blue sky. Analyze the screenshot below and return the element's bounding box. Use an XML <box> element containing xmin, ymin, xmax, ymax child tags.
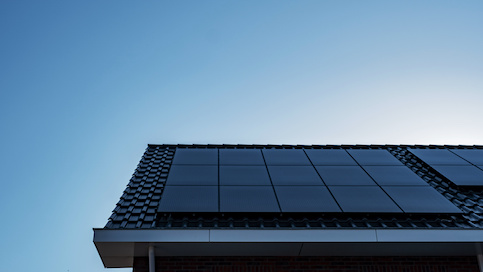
<box><xmin>1</xmin><ymin>1</ymin><xmax>482</xmax><ymax>271</ymax></box>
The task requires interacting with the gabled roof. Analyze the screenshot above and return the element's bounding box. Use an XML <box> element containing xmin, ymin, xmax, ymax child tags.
<box><xmin>105</xmin><ymin>144</ymin><xmax>483</xmax><ymax>230</ymax></box>
<box><xmin>94</xmin><ymin>144</ymin><xmax>483</xmax><ymax>268</ymax></box>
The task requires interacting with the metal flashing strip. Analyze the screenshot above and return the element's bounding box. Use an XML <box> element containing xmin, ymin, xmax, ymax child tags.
<box><xmin>94</xmin><ymin>228</ymin><xmax>483</xmax><ymax>243</ymax></box>
<box><xmin>209</xmin><ymin>229</ymin><xmax>377</xmax><ymax>242</ymax></box>
<box><xmin>94</xmin><ymin>229</ymin><xmax>210</xmax><ymax>242</ymax></box>
<box><xmin>377</xmin><ymin>229</ymin><xmax>483</xmax><ymax>242</ymax></box>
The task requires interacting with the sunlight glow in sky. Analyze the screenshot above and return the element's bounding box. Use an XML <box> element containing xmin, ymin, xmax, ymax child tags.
<box><xmin>1</xmin><ymin>1</ymin><xmax>482</xmax><ymax>271</ymax></box>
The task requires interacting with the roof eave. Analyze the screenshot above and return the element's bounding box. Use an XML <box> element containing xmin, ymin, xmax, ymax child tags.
<box><xmin>94</xmin><ymin>228</ymin><xmax>483</xmax><ymax>268</ymax></box>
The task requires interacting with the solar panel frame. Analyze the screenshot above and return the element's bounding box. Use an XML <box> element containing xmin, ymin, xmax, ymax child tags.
<box><xmin>220</xmin><ymin>186</ymin><xmax>280</xmax><ymax>212</ymax></box>
<box><xmin>362</xmin><ymin>166</ymin><xmax>429</xmax><ymax>186</ymax></box>
<box><xmin>346</xmin><ymin>150</ymin><xmax>403</xmax><ymax>166</ymax></box>
<box><xmin>220</xmin><ymin>166</ymin><xmax>271</xmax><ymax>186</ymax></box>
<box><xmin>431</xmin><ymin>165</ymin><xmax>483</xmax><ymax>186</ymax></box>
<box><xmin>262</xmin><ymin>149</ymin><xmax>311</xmax><ymax>165</ymax></box>
<box><xmin>172</xmin><ymin>148</ymin><xmax>218</xmax><ymax>165</ymax></box>
<box><xmin>305</xmin><ymin>149</ymin><xmax>358</xmax><ymax>165</ymax></box>
<box><xmin>268</xmin><ymin>166</ymin><xmax>324</xmax><ymax>185</ymax></box>
<box><xmin>219</xmin><ymin>149</ymin><xmax>265</xmax><ymax>165</ymax></box>
<box><xmin>158</xmin><ymin>186</ymin><xmax>219</xmax><ymax>212</ymax></box>
<box><xmin>329</xmin><ymin>186</ymin><xmax>402</xmax><ymax>213</ymax></box>
<box><xmin>408</xmin><ymin>149</ymin><xmax>470</xmax><ymax>165</ymax></box>
<box><xmin>274</xmin><ymin>186</ymin><xmax>341</xmax><ymax>212</ymax></box>
<box><xmin>166</xmin><ymin>165</ymin><xmax>218</xmax><ymax>185</ymax></box>
<box><xmin>450</xmin><ymin>149</ymin><xmax>483</xmax><ymax>166</ymax></box>
<box><xmin>315</xmin><ymin>166</ymin><xmax>377</xmax><ymax>186</ymax></box>
<box><xmin>159</xmin><ymin>147</ymin><xmax>469</xmax><ymax>215</ymax></box>
<box><xmin>382</xmin><ymin>186</ymin><xmax>462</xmax><ymax>213</ymax></box>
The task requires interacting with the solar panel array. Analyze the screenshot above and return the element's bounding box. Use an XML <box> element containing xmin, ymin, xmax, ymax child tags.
<box><xmin>158</xmin><ymin>148</ymin><xmax>462</xmax><ymax>214</ymax></box>
<box><xmin>409</xmin><ymin>148</ymin><xmax>483</xmax><ymax>187</ymax></box>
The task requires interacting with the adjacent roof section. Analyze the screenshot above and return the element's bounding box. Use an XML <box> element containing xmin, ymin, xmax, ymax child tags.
<box><xmin>105</xmin><ymin>144</ymin><xmax>483</xmax><ymax>230</ymax></box>
<box><xmin>409</xmin><ymin>148</ymin><xmax>483</xmax><ymax>186</ymax></box>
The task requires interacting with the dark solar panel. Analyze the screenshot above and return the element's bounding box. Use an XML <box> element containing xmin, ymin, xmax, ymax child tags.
<box><xmin>408</xmin><ymin>149</ymin><xmax>470</xmax><ymax>165</ymax></box>
<box><xmin>262</xmin><ymin>149</ymin><xmax>311</xmax><ymax>165</ymax></box>
<box><xmin>220</xmin><ymin>186</ymin><xmax>280</xmax><ymax>212</ymax></box>
<box><xmin>450</xmin><ymin>149</ymin><xmax>483</xmax><ymax>166</ymax></box>
<box><xmin>172</xmin><ymin>148</ymin><xmax>218</xmax><ymax>165</ymax></box>
<box><xmin>220</xmin><ymin>166</ymin><xmax>271</xmax><ymax>186</ymax></box>
<box><xmin>268</xmin><ymin>166</ymin><xmax>324</xmax><ymax>185</ymax></box>
<box><xmin>315</xmin><ymin>166</ymin><xmax>377</xmax><ymax>186</ymax></box>
<box><xmin>304</xmin><ymin>149</ymin><xmax>358</xmax><ymax>165</ymax></box>
<box><xmin>274</xmin><ymin>186</ymin><xmax>341</xmax><ymax>212</ymax></box>
<box><xmin>362</xmin><ymin>166</ymin><xmax>428</xmax><ymax>186</ymax></box>
<box><xmin>166</xmin><ymin>165</ymin><xmax>218</xmax><ymax>185</ymax></box>
<box><xmin>431</xmin><ymin>165</ymin><xmax>483</xmax><ymax>186</ymax></box>
<box><xmin>329</xmin><ymin>186</ymin><xmax>402</xmax><ymax>213</ymax></box>
<box><xmin>160</xmin><ymin>147</ymin><xmax>467</xmax><ymax>215</ymax></box>
<box><xmin>158</xmin><ymin>186</ymin><xmax>218</xmax><ymax>212</ymax></box>
<box><xmin>382</xmin><ymin>186</ymin><xmax>462</xmax><ymax>213</ymax></box>
<box><xmin>219</xmin><ymin>149</ymin><xmax>265</xmax><ymax>165</ymax></box>
<box><xmin>347</xmin><ymin>150</ymin><xmax>403</xmax><ymax>165</ymax></box>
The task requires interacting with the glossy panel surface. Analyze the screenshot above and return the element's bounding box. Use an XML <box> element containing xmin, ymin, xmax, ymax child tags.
<box><xmin>305</xmin><ymin>149</ymin><xmax>358</xmax><ymax>165</ymax></box>
<box><xmin>316</xmin><ymin>166</ymin><xmax>377</xmax><ymax>186</ymax></box>
<box><xmin>158</xmin><ymin>186</ymin><xmax>218</xmax><ymax>212</ymax></box>
<box><xmin>431</xmin><ymin>165</ymin><xmax>483</xmax><ymax>186</ymax></box>
<box><xmin>262</xmin><ymin>149</ymin><xmax>311</xmax><ymax>165</ymax></box>
<box><xmin>275</xmin><ymin>186</ymin><xmax>341</xmax><ymax>212</ymax></box>
<box><xmin>219</xmin><ymin>149</ymin><xmax>265</xmax><ymax>165</ymax></box>
<box><xmin>408</xmin><ymin>149</ymin><xmax>470</xmax><ymax>165</ymax></box>
<box><xmin>347</xmin><ymin>150</ymin><xmax>403</xmax><ymax>165</ymax></box>
<box><xmin>173</xmin><ymin>148</ymin><xmax>218</xmax><ymax>165</ymax></box>
<box><xmin>382</xmin><ymin>186</ymin><xmax>462</xmax><ymax>213</ymax></box>
<box><xmin>220</xmin><ymin>166</ymin><xmax>271</xmax><ymax>185</ymax></box>
<box><xmin>220</xmin><ymin>186</ymin><xmax>280</xmax><ymax>212</ymax></box>
<box><xmin>450</xmin><ymin>149</ymin><xmax>483</xmax><ymax>166</ymax></box>
<box><xmin>167</xmin><ymin>165</ymin><xmax>218</xmax><ymax>185</ymax></box>
<box><xmin>329</xmin><ymin>186</ymin><xmax>402</xmax><ymax>213</ymax></box>
<box><xmin>362</xmin><ymin>166</ymin><xmax>428</xmax><ymax>186</ymax></box>
<box><xmin>268</xmin><ymin>166</ymin><xmax>324</xmax><ymax>185</ymax></box>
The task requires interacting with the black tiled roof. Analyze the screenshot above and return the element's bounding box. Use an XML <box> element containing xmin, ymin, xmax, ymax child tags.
<box><xmin>105</xmin><ymin>144</ymin><xmax>483</xmax><ymax>229</ymax></box>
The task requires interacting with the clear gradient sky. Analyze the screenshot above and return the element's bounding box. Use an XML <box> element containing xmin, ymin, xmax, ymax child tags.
<box><xmin>1</xmin><ymin>1</ymin><xmax>482</xmax><ymax>271</ymax></box>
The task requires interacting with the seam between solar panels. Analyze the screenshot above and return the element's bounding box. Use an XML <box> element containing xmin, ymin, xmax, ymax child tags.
<box><xmin>260</xmin><ymin>149</ymin><xmax>283</xmax><ymax>213</ymax></box>
<box><xmin>345</xmin><ymin>149</ymin><xmax>405</xmax><ymax>213</ymax></box>
<box><xmin>303</xmin><ymin>148</ymin><xmax>343</xmax><ymax>212</ymax></box>
<box><xmin>448</xmin><ymin>149</ymin><xmax>480</xmax><ymax>168</ymax></box>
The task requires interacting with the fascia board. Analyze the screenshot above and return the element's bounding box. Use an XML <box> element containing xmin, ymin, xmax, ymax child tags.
<box><xmin>93</xmin><ymin>229</ymin><xmax>483</xmax><ymax>268</ymax></box>
<box><xmin>209</xmin><ymin>229</ymin><xmax>377</xmax><ymax>242</ymax></box>
<box><xmin>376</xmin><ymin>229</ymin><xmax>483</xmax><ymax>242</ymax></box>
<box><xmin>94</xmin><ymin>229</ymin><xmax>210</xmax><ymax>242</ymax></box>
<box><xmin>94</xmin><ymin>229</ymin><xmax>483</xmax><ymax>243</ymax></box>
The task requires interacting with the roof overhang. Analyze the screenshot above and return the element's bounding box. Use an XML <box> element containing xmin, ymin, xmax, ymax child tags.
<box><xmin>94</xmin><ymin>228</ymin><xmax>483</xmax><ymax>268</ymax></box>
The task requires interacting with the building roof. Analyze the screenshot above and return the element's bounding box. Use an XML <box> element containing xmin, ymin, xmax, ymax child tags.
<box><xmin>94</xmin><ymin>144</ymin><xmax>483</xmax><ymax>268</ymax></box>
<box><xmin>105</xmin><ymin>144</ymin><xmax>483</xmax><ymax>230</ymax></box>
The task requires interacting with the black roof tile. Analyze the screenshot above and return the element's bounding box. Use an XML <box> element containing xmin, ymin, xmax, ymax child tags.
<box><xmin>104</xmin><ymin>144</ymin><xmax>483</xmax><ymax>230</ymax></box>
